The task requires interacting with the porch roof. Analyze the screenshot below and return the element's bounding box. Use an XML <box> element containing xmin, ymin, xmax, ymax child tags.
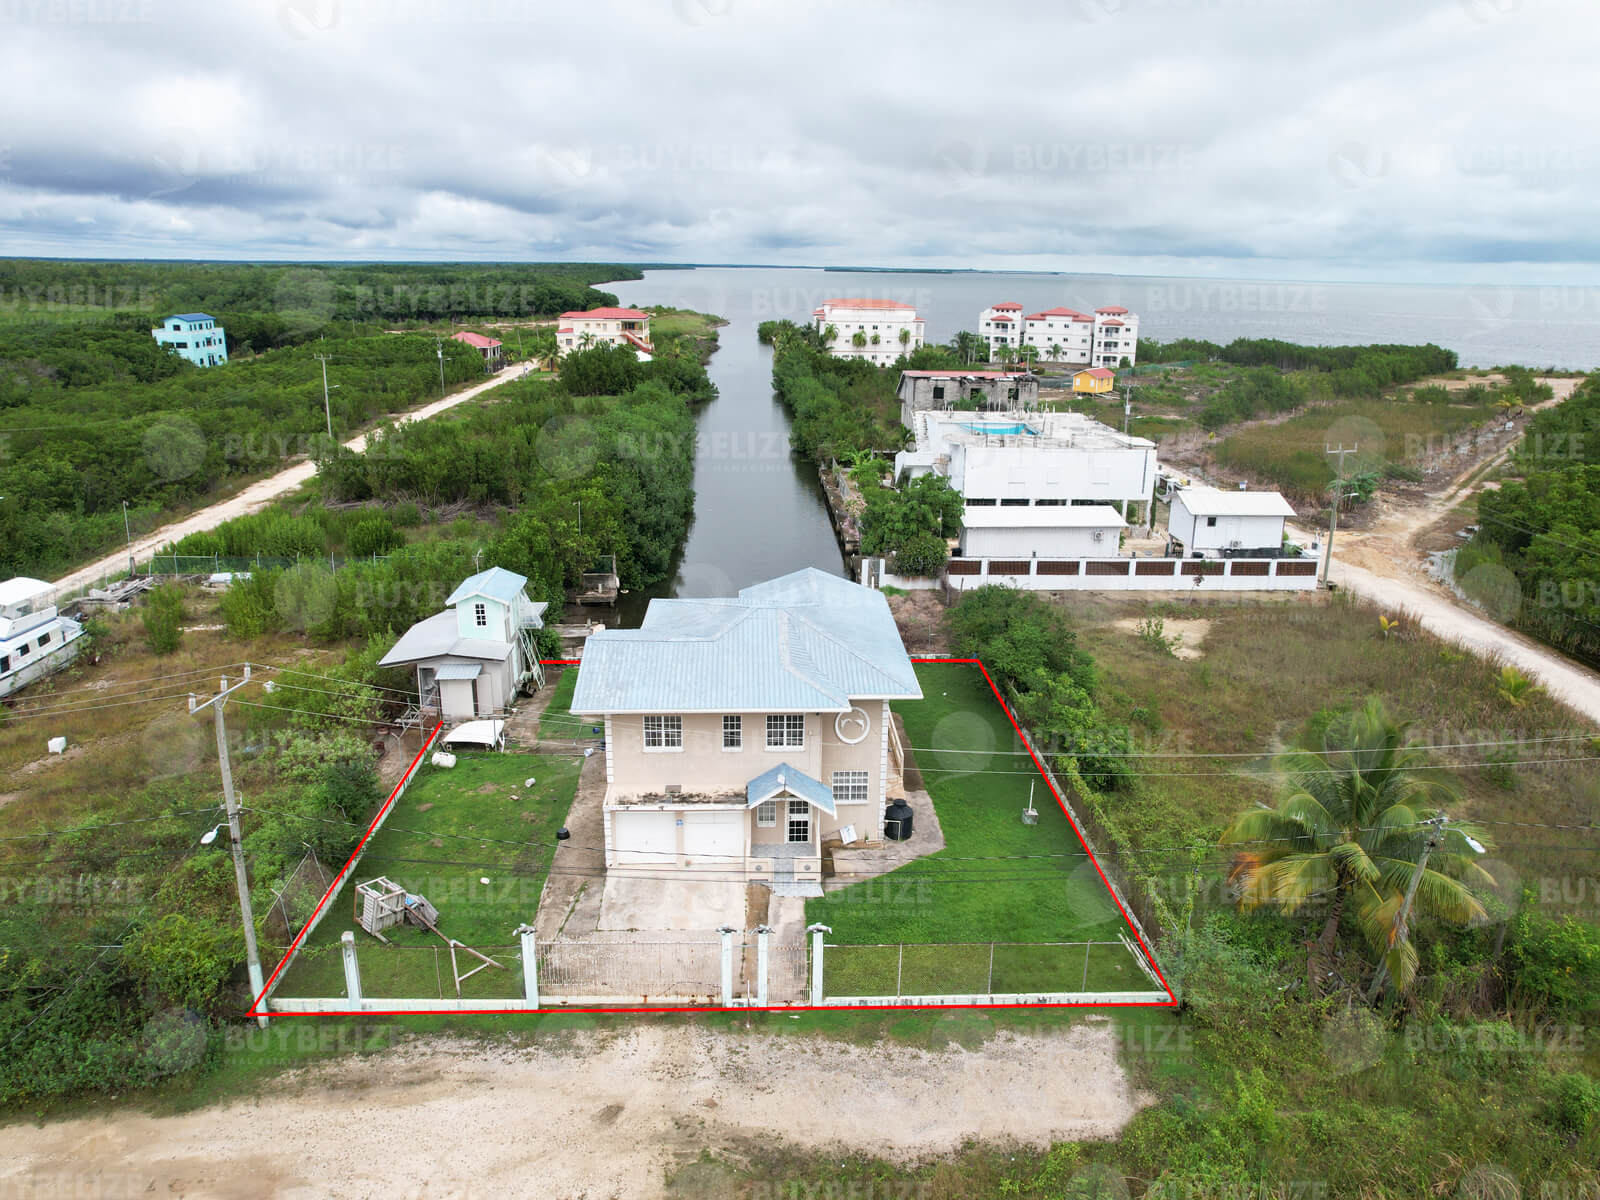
<box><xmin>746</xmin><ymin>762</ymin><xmax>836</xmax><ymax>816</ymax></box>
<box><xmin>434</xmin><ymin>662</ymin><xmax>483</xmax><ymax>681</ymax></box>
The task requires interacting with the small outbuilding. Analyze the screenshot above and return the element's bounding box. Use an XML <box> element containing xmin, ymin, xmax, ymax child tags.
<box><xmin>958</xmin><ymin>503</ymin><xmax>1125</xmax><ymax>559</ymax></box>
<box><xmin>1072</xmin><ymin>366</ymin><xmax>1116</xmax><ymax>394</ymax></box>
<box><xmin>1168</xmin><ymin>487</ymin><xmax>1297</xmax><ymax>557</ymax></box>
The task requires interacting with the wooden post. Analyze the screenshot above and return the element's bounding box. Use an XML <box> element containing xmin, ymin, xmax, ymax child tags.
<box><xmin>340</xmin><ymin>931</ymin><xmax>363</xmax><ymax>1003</ymax></box>
<box><xmin>896</xmin><ymin>943</ymin><xmax>904</xmax><ymax>998</ymax></box>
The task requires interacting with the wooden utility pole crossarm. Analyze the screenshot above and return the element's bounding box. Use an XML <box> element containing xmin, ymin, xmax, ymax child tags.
<box><xmin>190</xmin><ymin>668</ymin><xmax>270</xmax><ymax>1028</ymax></box>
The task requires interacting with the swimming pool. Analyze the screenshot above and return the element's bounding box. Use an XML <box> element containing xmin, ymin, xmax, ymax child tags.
<box><xmin>957</xmin><ymin>421</ymin><xmax>1037</xmax><ymax>436</ymax></box>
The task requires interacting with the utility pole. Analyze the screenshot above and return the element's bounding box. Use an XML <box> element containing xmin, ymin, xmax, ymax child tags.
<box><xmin>190</xmin><ymin>669</ymin><xmax>269</xmax><ymax>1028</ymax></box>
<box><xmin>1321</xmin><ymin>443</ymin><xmax>1358</xmax><ymax>587</ymax></box>
<box><xmin>436</xmin><ymin>337</ymin><xmax>446</xmax><ymax>395</ymax></box>
<box><xmin>1366</xmin><ymin>816</ymin><xmax>1446</xmax><ymax>1003</ymax></box>
<box><xmin>121</xmin><ymin>500</ymin><xmax>134</xmax><ymax>576</ymax></box>
<box><xmin>313</xmin><ymin>353</ymin><xmax>335</xmax><ymax>438</ymax></box>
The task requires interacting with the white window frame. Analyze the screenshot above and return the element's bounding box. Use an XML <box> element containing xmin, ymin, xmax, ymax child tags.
<box><xmin>831</xmin><ymin>770</ymin><xmax>870</xmax><ymax>806</ymax></box>
<box><xmin>722</xmin><ymin>715</ymin><xmax>742</xmax><ymax>751</ymax></box>
<box><xmin>642</xmin><ymin>714</ymin><xmax>683</xmax><ymax>752</ymax></box>
<box><xmin>786</xmin><ymin>799</ymin><xmax>811</xmax><ymax>844</ymax></box>
<box><xmin>755</xmin><ymin>800</ymin><xmax>777</xmax><ymax>827</ymax></box>
<box><xmin>765</xmin><ymin>713</ymin><xmax>805</xmax><ymax>750</ymax></box>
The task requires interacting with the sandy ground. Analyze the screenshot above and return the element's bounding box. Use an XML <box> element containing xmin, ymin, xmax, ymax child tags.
<box><xmin>1111</xmin><ymin>616</ymin><xmax>1211</xmax><ymax>659</ymax></box>
<box><xmin>51</xmin><ymin>365</ymin><xmax>526</xmax><ymax>597</ymax></box>
<box><xmin>0</xmin><ymin>1024</ymin><xmax>1140</xmax><ymax>1199</ymax></box>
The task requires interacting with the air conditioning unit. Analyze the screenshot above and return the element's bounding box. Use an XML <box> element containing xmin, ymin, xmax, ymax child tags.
<box><xmin>1091</xmin><ymin>530</ymin><xmax>1105</xmax><ymax>543</ymax></box>
<box><xmin>1228</xmin><ymin>540</ymin><xmax>1243</xmax><ymax>550</ymax></box>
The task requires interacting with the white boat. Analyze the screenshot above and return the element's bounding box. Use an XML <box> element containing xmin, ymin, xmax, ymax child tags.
<box><xmin>0</xmin><ymin>578</ymin><xmax>87</xmax><ymax>699</ymax></box>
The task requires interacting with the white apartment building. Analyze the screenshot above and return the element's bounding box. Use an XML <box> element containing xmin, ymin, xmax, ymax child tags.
<box><xmin>812</xmin><ymin>298</ymin><xmax>925</xmax><ymax>365</ymax></box>
<box><xmin>977</xmin><ymin>303</ymin><xmax>1140</xmax><ymax>367</ymax></box>
<box><xmin>556</xmin><ymin>307</ymin><xmax>654</xmax><ymax>360</ymax></box>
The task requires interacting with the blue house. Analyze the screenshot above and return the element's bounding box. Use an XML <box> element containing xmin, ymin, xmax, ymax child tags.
<box><xmin>152</xmin><ymin>313</ymin><xmax>229</xmax><ymax>367</ymax></box>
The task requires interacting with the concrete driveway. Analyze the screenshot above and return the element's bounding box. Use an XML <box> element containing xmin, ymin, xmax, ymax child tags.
<box><xmin>597</xmin><ymin>873</ymin><xmax>747</xmax><ymax>931</ymax></box>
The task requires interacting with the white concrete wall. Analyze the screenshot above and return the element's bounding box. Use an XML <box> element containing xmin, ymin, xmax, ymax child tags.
<box><xmin>953</xmin><ymin>443</ymin><xmax>1156</xmax><ymax>505</ymax></box>
<box><xmin>959</xmin><ymin>523</ymin><xmax>1118</xmax><ymax>558</ymax></box>
<box><xmin>944</xmin><ymin>557</ymin><xmax>1319</xmax><ymax>591</ymax></box>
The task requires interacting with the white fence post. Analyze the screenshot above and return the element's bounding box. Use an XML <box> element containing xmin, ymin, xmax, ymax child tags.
<box><xmin>519</xmin><ymin>924</ymin><xmax>539</xmax><ymax>1008</ymax></box>
<box><xmin>719</xmin><ymin>926</ymin><xmax>736</xmax><ymax>1007</ymax></box>
<box><xmin>807</xmin><ymin>923</ymin><xmax>830</xmax><ymax>1006</ymax></box>
<box><xmin>340</xmin><ymin>930</ymin><xmax>363</xmax><ymax>1003</ymax></box>
<box><xmin>755</xmin><ymin>924</ymin><xmax>770</xmax><ymax>1008</ymax></box>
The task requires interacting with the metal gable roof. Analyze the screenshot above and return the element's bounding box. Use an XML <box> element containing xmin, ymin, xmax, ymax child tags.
<box><xmin>746</xmin><ymin>762</ymin><xmax>836</xmax><ymax>816</ymax></box>
<box><xmin>447</xmin><ymin>566</ymin><xmax>528</xmax><ymax>606</ymax></box>
<box><xmin>377</xmin><ymin>611</ymin><xmax>512</xmax><ymax>667</ymax></box>
<box><xmin>570</xmin><ymin>569</ymin><xmax>922</xmax><ymax>715</ymax></box>
<box><xmin>434</xmin><ymin>662</ymin><xmax>483</xmax><ymax>681</ymax></box>
<box><xmin>1175</xmin><ymin>488</ymin><xmax>1297</xmax><ymax>517</ymax></box>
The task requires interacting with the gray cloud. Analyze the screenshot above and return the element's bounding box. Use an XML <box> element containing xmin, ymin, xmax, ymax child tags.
<box><xmin>0</xmin><ymin>0</ymin><xmax>1595</xmax><ymax>280</ymax></box>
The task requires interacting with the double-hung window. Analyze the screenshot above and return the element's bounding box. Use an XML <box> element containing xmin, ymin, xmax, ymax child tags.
<box><xmin>765</xmin><ymin>714</ymin><xmax>804</xmax><ymax>750</ymax></box>
<box><xmin>755</xmin><ymin>800</ymin><xmax>777</xmax><ymax>827</ymax></box>
<box><xmin>642</xmin><ymin>715</ymin><xmax>682</xmax><ymax>751</ymax></box>
<box><xmin>722</xmin><ymin>715</ymin><xmax>742</xmax><ymax>750</ymax></box>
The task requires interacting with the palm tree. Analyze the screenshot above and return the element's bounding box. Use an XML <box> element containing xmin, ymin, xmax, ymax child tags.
<box><xmin>1221</xmin><ymin>698</ymin><xmax>1493</xmax><ymax>996</ymax></box>
<box><xmin>997</xmin><ymin>344</ymin><xmax>1017</xmax><ymax>367</ymax></box>
<box><xmin>870</xmin><ymin>333</ymin><xmax>881</xmax><ymax>345</ymax></box>
<box><xmin>898</xmin><ymin>328</ymin><xmax>911</xmax><ymax>355</ymax></box>
<box><xmin>1049</xmin><ymin>342</ymin><xmax>1062</xmax><ymax>363</ymax></box>
<box><xmin>822</xmin><ymin>323</ymin><xmax>838</xmax><ymax>346</ymax></box>
<box><xmin>851</xmin><ymin>330</ymin><xmax>868</xmax><ymax>349</ymax></box>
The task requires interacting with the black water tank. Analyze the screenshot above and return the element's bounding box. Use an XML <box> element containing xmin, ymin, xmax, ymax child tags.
<box><xmin>884</xmin><ymin>798</ymin><xmax>914</xmax><ymax>841</ymax></box>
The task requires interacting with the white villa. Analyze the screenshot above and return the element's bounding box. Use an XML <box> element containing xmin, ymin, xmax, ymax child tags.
<box><xmin>379</xmin><ymin>567</ymin><xmax>548</xmax><ymax>724</ymax></box>
<box><xmin>570</xmin><ymin>569</ymin><xmax>920</xmax><ymax>897</ymax></box>
<box><xmin>812</xmin><ymin>298</ymin><xmax>925</xmax><ymax>365</ymax></box>
<box><xmin>0</xmin><ymin>578</ymin><xmax>86</xmax><ymax>699</ymax></box>
<box><xmin>152</xmin><ymin>313</ymin><xmax>228</xmax><ymax>368</ymax></box>
<box><xmin>896</xmin><ymin>409</ymin><xmax>1158</xmax><ymax>557</ymax></box>
<box><xmin>1167</xmin><ymin>487</ymin><xmax>1297</xmax><ymax>558</ymax></box>
<box><xmin>556</xmin><ymin>307</ymin><xmax>654</xmax><ymax>360</ymax></box>
<box><xmin>977</xmin><ymin>303</ymin><xmax>1139</xmax><ymax>367</ymax></box>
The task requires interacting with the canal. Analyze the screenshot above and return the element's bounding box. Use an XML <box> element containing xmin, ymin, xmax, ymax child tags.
<box><xmin>605</xmin><ymin>267</ymin><xmax>848</xmax><ymax>624</ymax></box>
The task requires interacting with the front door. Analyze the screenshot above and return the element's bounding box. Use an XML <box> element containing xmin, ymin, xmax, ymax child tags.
<box><xmin>786</xmin><ymin>799</ymin><xmax>811</xmax><ymax>844</ymax></box>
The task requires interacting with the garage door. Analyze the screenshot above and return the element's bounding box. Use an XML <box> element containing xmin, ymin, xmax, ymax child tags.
<box><xmin>682</xmin><ymin>810</ymin><xmax>743</xmax><ymax>866</ymax></box>
<box><xmin>612</xmin><ymin>810</ymin><xmax>677</xmax><ymax>866</ymax></box>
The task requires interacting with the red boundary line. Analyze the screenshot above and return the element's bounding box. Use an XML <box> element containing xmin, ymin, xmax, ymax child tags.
<box><xmin>251</xmin><ymin>722</ymin><xmax>443</xmax><ymax>1014</ymax></box>
<box><xmin>254</xmin><ymin>658</ymin><xmax>1176</xmax><ymax>1017</ymax></box>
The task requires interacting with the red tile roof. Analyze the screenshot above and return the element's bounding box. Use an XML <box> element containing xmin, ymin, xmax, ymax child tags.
<box><xmin>559</xmin><ymin>307</ymin><xmax>651</xmax><ymax>320</ymax></box>
<box><xmin>989</xmin><ymin>315</ymin><xmax>1013</xmax><ymax>323</ymax></box>
<box><xmin>1101</xmin><ymin>319</ymin><xmax>1124</xmax><ymax>327</ymax></box>
<box><xmin>1096</xmin><ymin>306</ymin><xmax>1129</xmax><ymax>314</ymax></box>
<box><xmin>1025</xmin><ymin>306</ymin><xmax>1091</xmax><ymax>321</ymax></box>
<box><xmin>1077</xmin><ymin>367</ymin><xmax>1115</xmax><ymax>380</ymax></box>
<box><xmin>820</xmin><ymin>298</ymin><xmax>918</xmax><ymax>310</ymax></box>
<box><xmin>990</xmin><ymin>302</ymin><xmax>1023</xmax><ymax>310</ymax></box>
<box><xmin>451</xmin><ymin>331</ymin><xmax>502</xmax><ymax>349</ymax></box>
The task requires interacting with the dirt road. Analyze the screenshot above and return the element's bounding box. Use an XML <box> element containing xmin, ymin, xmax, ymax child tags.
<box><xmin>1319</xmin><ymin>377</ymin><xmax>1600</xmax><ymax>725</ymax></box>
<box><xmin>51</xmin><ymin>365</ymin><xmax>529</xmax><ymax>597</ymax></box>
<box><xmin>0</xmin><ymin>1024</ymin><xmax>1140</xmax><ymax>1199</ymax></box>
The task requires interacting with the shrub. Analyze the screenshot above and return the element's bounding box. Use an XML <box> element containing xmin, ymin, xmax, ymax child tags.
<box><xmin>891</xmin><ymin>531</ymin><xmax>948</xmax><ymax>577</ymax></box>
<box><xmin>1544</xmin><ymin>1072</ymin><xmax>1600</xmax><ymax>1136</ymax></box>
<box><xmin>123</xmin><ymin>912</ymin><xmax>243</xmax><ymax>1013</ymax></box>
<box><xmin>1505</xmin><ymin>911</ymin><xmax>1600</xmax><ymax>1019</ymax></box>
<box><xmin>140</xmin><ymin>584</ymin><xmax>185</xmax><ymax>655</ymax></box>
<box><xmin>346</xmin><ymin>513</ymin><xmax>403</xmax><ymax>558</ymax></box>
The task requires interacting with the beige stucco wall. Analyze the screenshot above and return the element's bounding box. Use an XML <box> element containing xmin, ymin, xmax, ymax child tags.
<box><xmin>606</xmin><ymin>701</ymin><xmax>890</xmax><ymax>840</ymax></box>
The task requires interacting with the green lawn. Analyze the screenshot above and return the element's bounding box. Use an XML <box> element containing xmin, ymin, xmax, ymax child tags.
<box><xmin>539</xmin><ymin>666</ymin><xmax>598</xmax><ymax>741</ymax></box>
<box><xmin>807</xmin><ymin>663</ymin><xmax>1150</xmax><ymax>997</ymax></box>
<box><xmin>272</xmin><ymin>750</ymin><xmax>581</xmax><ymax>1001</ymax></box>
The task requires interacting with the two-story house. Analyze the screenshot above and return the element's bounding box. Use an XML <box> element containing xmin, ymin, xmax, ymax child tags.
<box><xmin>379</xmin><ymin>566</ymin><xmax>548</xmax><ymax>723</ymax></box>
<box><xmin>152</xmin><ymin>313</ymin><xmax>229</xmax><ymax>368</ymax></box>
<box><xmin>570</xmin><ymin>569</ymin><xmax>921</xmax><ymax>897</ymax></box>
<box><xmin>556</xmin><ymin>307</ymin><xmax>654</xmax><ymax>359</ymax></box>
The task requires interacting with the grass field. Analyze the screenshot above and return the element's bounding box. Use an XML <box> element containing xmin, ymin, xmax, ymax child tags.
<box><xmin>538</xmin><ymin>666</ymin><xmax>595</xmax><ymax>741</ymax></box>
<box><xmin>807</xmin><ymin>663</ymin><xmax>1152</xmax><ymax>998</ymax></box>
<box><xmin>272</xmin><ymin>750</ymin><xmax>582</xmax><ymax>1001</ymax></box>
<box><xmin>1063</xmin><ymin>593</ymin><xmax>1600</xmax><ymax>891</ymax></box>
<box><xmin>1213</xmin><ymin>394</ymin><xmax>1503</xmax><ymax>499</ymax></box>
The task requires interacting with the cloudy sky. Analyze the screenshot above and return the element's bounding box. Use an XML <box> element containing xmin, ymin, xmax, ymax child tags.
<box><xmin>1</xmin><ymin>0</ymin><xmax>1595</xmax><ymax>282</ymax></box>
